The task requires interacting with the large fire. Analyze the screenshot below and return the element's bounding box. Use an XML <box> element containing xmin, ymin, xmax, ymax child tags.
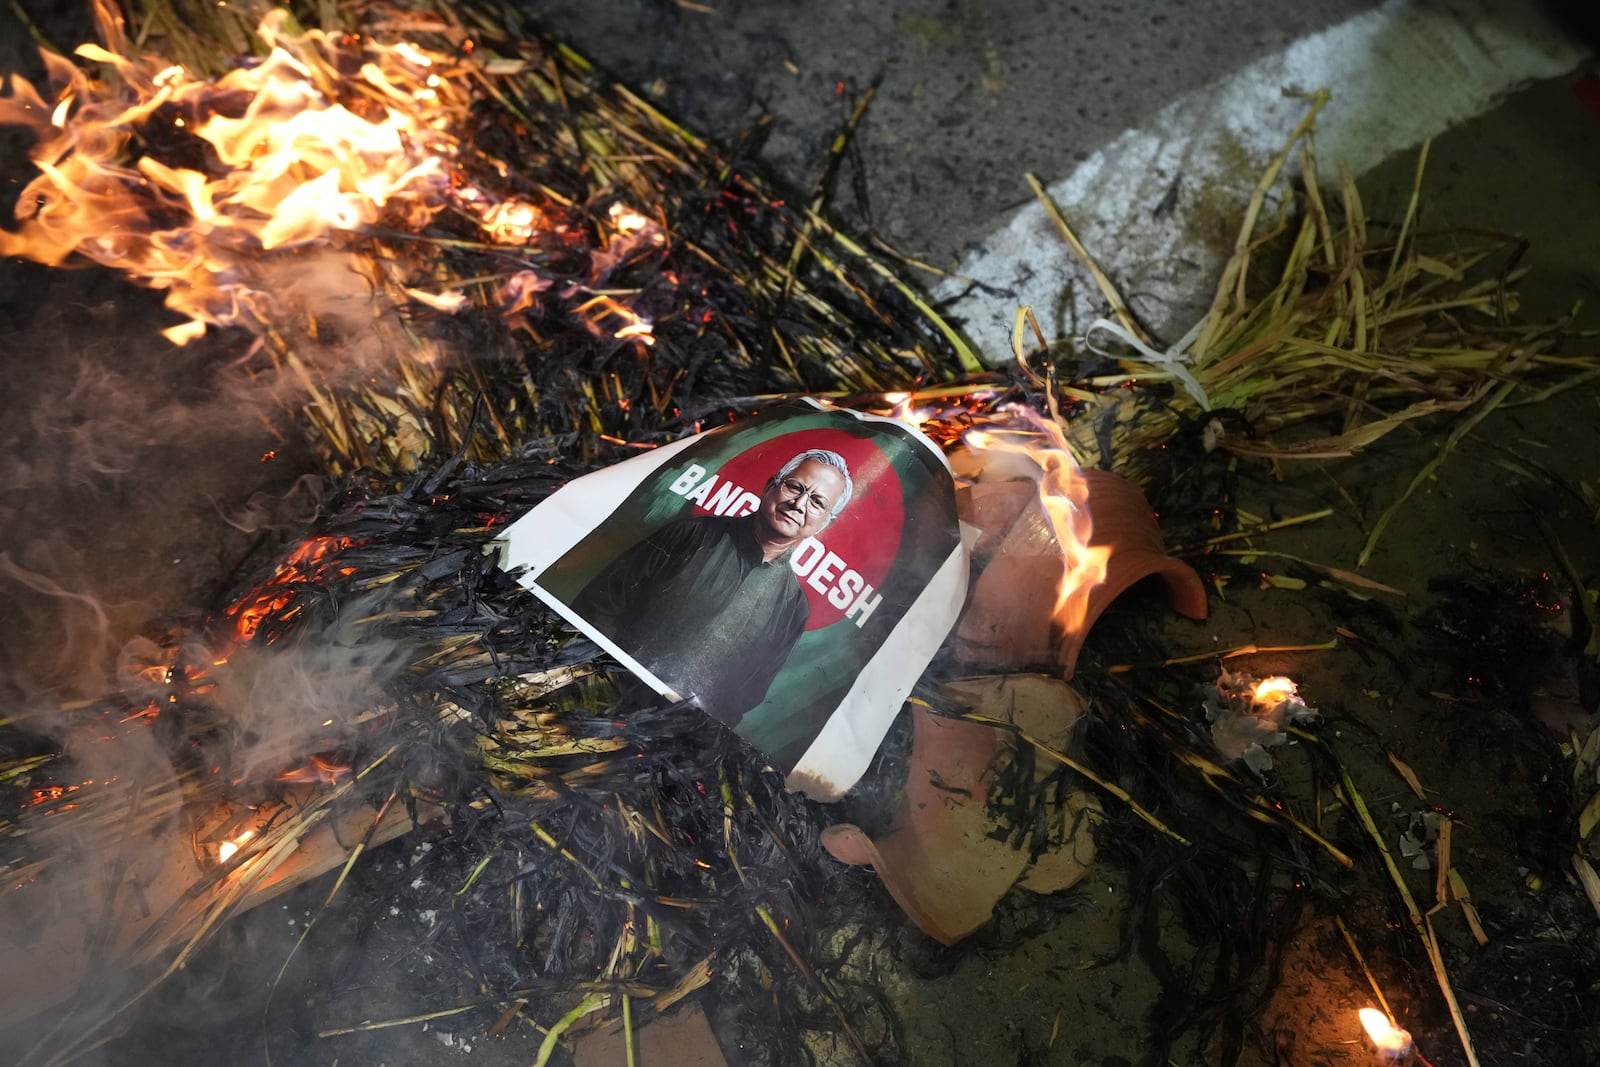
<box><xmin>0</xmin><ymin>6</ymin><xmax>661</xmax><ymax>350</ymax></box>
<box><xmin>0</xmin><ymin>8</ymin><xmax>466</xmax><ymax>343</ymax></box>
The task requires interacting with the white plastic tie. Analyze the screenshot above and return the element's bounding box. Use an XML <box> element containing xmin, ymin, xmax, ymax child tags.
<box><xmin>1083</xmin><ymin>316</ymin><xmax>1211</xmax><ymax>411</ymax></box>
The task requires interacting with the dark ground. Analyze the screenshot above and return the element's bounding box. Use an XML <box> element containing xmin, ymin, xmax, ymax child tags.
<box><xmin>2</xmin><ymin>2</ymin><xmax>1599</xmax><ymax>1066</ymax></box>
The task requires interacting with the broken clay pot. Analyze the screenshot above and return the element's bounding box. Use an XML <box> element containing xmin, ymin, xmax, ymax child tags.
<box><xmin>572</xmin><ymin>1001</ymin><xmax>728</xmax><ymax>1067</ymax></box>
<box><xmin>952</xmin><ymin>469</ymin><xmax>1208</xmax><ymax>675</ymax></box>
<box><xmin>822</xmin><ymin>675</ymin><xmax>1098</xmax><ymax>945</ymax></box>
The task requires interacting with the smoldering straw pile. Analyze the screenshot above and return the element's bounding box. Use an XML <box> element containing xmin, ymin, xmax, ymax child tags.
<box><xmin>0</xmin><ymin>1</ymin><xmax>969</xmax><ymax>1059</ymax></box>
<box><xmin>0</xmin><ymin>0</ymin><xmax>976</xmax><ymax>476</ymax></box>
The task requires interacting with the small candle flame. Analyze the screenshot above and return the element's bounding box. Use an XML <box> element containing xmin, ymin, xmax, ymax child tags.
<box><xmin>1358</xmin><ymin>1008</ymin><xmax>1413</xmax><ymax>1056</ymax></box>
<box><xmin>1252</xmin><ymin>676</ymin><xmax>1297</xmax><ymax>705</ymax></box>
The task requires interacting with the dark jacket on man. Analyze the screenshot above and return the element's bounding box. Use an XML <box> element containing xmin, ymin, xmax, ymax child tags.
<box><xmin>573</xmin><ymin>513</ymin><xmax>809</xmax><ymax>720</ymax></box>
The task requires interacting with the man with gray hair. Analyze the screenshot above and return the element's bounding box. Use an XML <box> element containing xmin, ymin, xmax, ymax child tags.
<box><xmin>574</xmin><ymin>449</ymin><xmax>851</xmax><ymax>721</ymax></box>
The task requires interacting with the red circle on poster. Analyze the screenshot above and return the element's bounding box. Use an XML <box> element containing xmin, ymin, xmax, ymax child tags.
<box><xmin>688</xmin><ymin>429</ymin><xmax>904</xmax><ymax>630</ymax></box>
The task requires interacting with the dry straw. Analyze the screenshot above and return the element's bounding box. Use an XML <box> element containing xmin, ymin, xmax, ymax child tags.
<box><xmin>1030</xmin><ymin>91</ymin><xmax>1594</xmax><ymax>558</ymax></box>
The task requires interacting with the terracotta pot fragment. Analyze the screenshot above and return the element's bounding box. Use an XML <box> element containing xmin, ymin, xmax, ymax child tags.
<box><xmin>573</xmin><ymin>1002</ymin><xmax>727</xmax><ymax>1067</ymax></box>
<box><xmin>822</xmin><ymin>675</ymin><xmax>1097</xmax><ymax>944</ymax></box>
<box><xmin>952</xmin><ymin>469</ymin><xmax>1207</xmax><ymax>675</ymax></box>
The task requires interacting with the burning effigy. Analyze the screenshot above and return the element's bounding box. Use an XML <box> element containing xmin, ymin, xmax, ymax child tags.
<box><xmin>4</xmin><ymin>2</ymin><xmax>1600</xmax><ymax>1065</ymax></box>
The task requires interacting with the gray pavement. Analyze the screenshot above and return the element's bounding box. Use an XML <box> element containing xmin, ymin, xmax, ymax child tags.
<box><xmin>522</xmin><ymin>0</ymin><xmax>1380</xmax><ymax>267</ymax></box>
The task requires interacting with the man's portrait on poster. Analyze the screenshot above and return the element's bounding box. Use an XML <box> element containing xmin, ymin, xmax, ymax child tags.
<box><xmin>506</xmin><ymin>399</ymin><xmax>966</xmax><ymax>794</ymax></box>
<box><xmin>572</xmin><ymin>449</ymin><xmax>854</xmax><ymax>720</ymax></box>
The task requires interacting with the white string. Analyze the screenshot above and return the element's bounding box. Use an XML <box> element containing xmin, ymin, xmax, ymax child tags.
<box><xmin>1082</xmin><ymin>316</ymin><xmax>1211</xmax><ymax>411</ymax></box>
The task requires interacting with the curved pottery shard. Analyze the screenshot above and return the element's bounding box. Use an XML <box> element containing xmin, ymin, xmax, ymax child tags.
<box><xmin>952</xmin><ymin>469</ymin><xmax>1208</xmax><ymax>675</ymax></box>
<box><xmin>822</xmin><ymin>675</ymin><xmax>1097</xmax><ymax>945</ymax></box>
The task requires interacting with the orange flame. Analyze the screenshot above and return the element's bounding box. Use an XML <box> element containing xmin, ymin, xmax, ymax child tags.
<box><xmin>964</xmin><ymin>407</ymin><xmax>1111</xmax><ymax>634</ymax></box>
<box><xmin>216</xmin><ymin>828</ymin><xmax>255</xmax><ymax>864</ymax></box>
<box><xmin>572</xmin><ymin>293</ymin><xmax>656</xmax><ymax>347</ymax></box>
<box><xmin>276</xmin><ymin>754</ymin><xmax>352</xmax><ymax>785</ymax></box>
<box><xmin>2</xmin><ymin>8</ymin><xmax>674</xmax><ymax>392</ymax></box>
<box><xmin>879</xmin><ymin>386</ymin><xmax>999</xmax><ymax>448</ymax></box>
<box><xmin>1358</xmin><ymin>1008</ymin><xmax>1412</xmax><ymax>1056</ymax></box>
<box><xmin>0</xmin><ymin>11</ymin><xmax>470</xmax><ymax>344</ymax></box>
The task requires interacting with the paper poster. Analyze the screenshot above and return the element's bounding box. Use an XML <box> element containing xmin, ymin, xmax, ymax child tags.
<box><xmin>500</xmin><ymin>400</ymin><xmax>967</xmax><ymax>800</ymax></box>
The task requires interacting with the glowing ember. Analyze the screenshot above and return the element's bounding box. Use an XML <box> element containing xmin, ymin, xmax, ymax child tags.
<box><xmin>1358</xmin><ymin>1008</ymin><xmax>1413</xmax><ymax>1058</ymax></box>
<box><xmin>963</xmin><ymin>406</ymin><xmax>1111</xmax><ymax>634</ymax></box>
<box><xmin>223</xmin><ymin>535</ymin><xmax>355</xmax><ymax>644</ymax></box>
<box><xmin>117</xmin><ymin>702</ymin><xmax>161</xmax><ymax>725</ymax></box>
<box><xmin>878</xmin><ymin>386</ymin><xmax>1000</xmax><ymax>448</ymax></box>
<box><xmin>499</xmin><ymin>269</ymin><xmax>555</xmax><ymax>328</ymax></box>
